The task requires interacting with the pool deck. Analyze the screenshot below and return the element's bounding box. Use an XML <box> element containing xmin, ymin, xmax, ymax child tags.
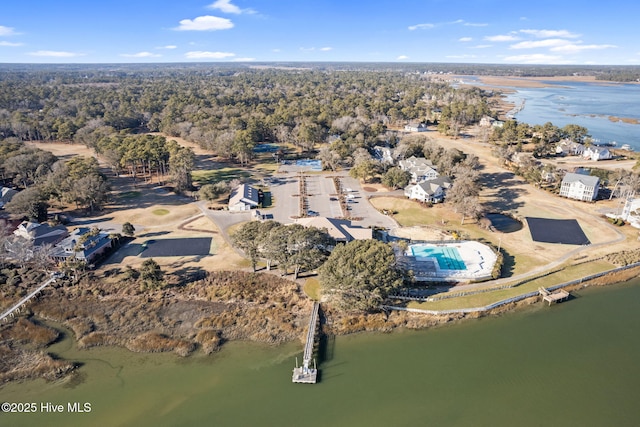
<box><xmin>403</xmin><ymin>241</ymin><xmax>497</xmax><ymax>282</ymax></box>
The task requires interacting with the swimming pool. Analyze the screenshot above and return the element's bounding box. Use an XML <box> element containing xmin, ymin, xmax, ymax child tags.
<box><xmin>296</xmin><ymin>159</ymin><xmax>322</xmax><ymax>171</ymax></box>
<box><xmin>410</xmin><ymin>245</ymin><xmax>467</xmax><ymax>270</ymax></box>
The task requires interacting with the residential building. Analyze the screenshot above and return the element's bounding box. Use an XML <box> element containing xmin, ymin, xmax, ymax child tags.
<box><xmin>373</xmin><ymin>146</ymin><xmax>394</xmax><ymax>164</ymax></box>
<box><xmin>583</xmin><ymin>146</ymin><xmax>612</xmax><ymax>161</ymax></box>
<box><xmin>620</xmin><ymin>198</ymin><xmax>640</xmax><ymax>228</ymax></box>
<box><xmin>13</xmin><ymin>221</ymin><xmax>69</xmax><ymax>246</ymax></box>
<box><xmin>51</xmin><ymin>227</ymin><xmax>114</xmax><ymax>264</ymax></box>
<box><xmin>555</xmin><ymin>139</ymin><xmax>586</xmax><ymax>156</ymax></box>
<box><xmin>404</xmin><ymin>122</ymin><xmax>428</xmax><ymax>132</ymax></box>
<box><xmin>0</xmin><ymin>187</ymin><xmax>17</xmax><ymax>208</ymax></box>
<box><xmin>229</xmin><ymin>184</ymin><xmax>261</xmax><ymax>211</ymax></box>
<box><xmin>294</xmin><ymin>217</ymin><xmax>372</xmax><ymax>242</ymax></box>
<box><xmin>559</xmin><ymin>173</ymin><xmax>600</xmax><ymax>201</ymax></box>
<box><xmin>479</xmin><ymin>116</ymin><xmax>496</xmax><ymax>127</ymax></box>
<box><xmin>404</xmin><ymin>176</ymin><xmax>453</xmax><ymax>203</ymax></box>
<box><xmin>398</xmin><ymin>156</ymin><xmax>439</xmax><ymax>183</ymax></box>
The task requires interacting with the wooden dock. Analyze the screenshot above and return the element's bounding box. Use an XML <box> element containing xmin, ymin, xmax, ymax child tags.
<box><xmin>539</xmin><ymin>287</ymin><xmax>570</xmax><ymax>306</ymax></box>
<box><xmin>292</xmin><ymin>301</ymin><xmax>319</xmax><ymax>384</ymax></box>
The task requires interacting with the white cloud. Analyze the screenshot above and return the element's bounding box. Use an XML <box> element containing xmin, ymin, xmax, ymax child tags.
<box><xmin>396</xmin><ymin>55</ymin><xmax>409</xmax><ymax>60</ymax></box>
<box><xmin>0</xmin><ymin>41</ymin><xmax>23</xmax><ymax>47</ymax></box>
<box><xmin>551</xmin><ymin>43</ymin><xmax>617</xmax><ymax>53</ymax></box>
<box><xmin>158</xmin><ymin>45</ymin><xmax>177</xmax><ymax>50</ymax></box>
<box><xmin>409</xmin><ymin>19</ymin><xmax>485</xmax><ymax>31</ymax></box>
<box><xmin>520</xmin><ymin>29</ymin><xmax>580</xmax><ymax>39</ymax></box>
<box><xmin>408</xmin><ymin>23</ymin><xmax>434</xmax><ymax>31</ymax></box>
<box><xmin>485</xmin><ymin>34</ymin><xmax>519</xmax><ymax>42</ymax></box>
<box><xmin>462</xmin><ymin>21</ymin><xmax>488</xmax><ymax>27</ymax></box>
<box><xmin>174</xmin><ymin>16</ymin><xmax>234</xmax><ymax>31</ymax></box>
<box><xmin>272</xmin><ymin>48</ymin><xmax>281</xmax><ymax>52</ymax></box>
<box><xmin>208</xmin><ymin>0</ymin><xmax>255</xmax><ymax>14</ymax></box>
<box><xmin>27</xmin><ymin>50</ymin><xmax>85</xmax><ymax>57</ymax></box>
<box><xmin>120</xmin><ymin>52</ymin><xmax>162</xmax><ymax>58</ymax></box>
<box><xmin>320</xmin><ymin>47</ymin><xmax>333</xmax><ymax>51</ymax></box>
<box><xmin>503</xmin><ymin>53</ymin><xmax>567</xmax><ymax>64</ymax></box>
<box><xmin>510</xmin><ymin>39</ymin><xmax>572</xmax><ymax>49</ymax></box>
<box><xmin>459</xmin><ymin>37</ymin><xmax>473</xmax><ymax>42</ymax></box>
<box><xmin>300</xmin><ymin>47</ymin><xmax>315</xmax><ymax>52</ymax></box>
<box><xmin>0</xmin><ymin>25</ymin><xmax>18</xmax><ymax>36</ymax></box>
<box><xmin>185</xmin><ymin>51</ymin><xmax>235</xmax><ymax>59</ymax></box>
<box><xmin>208</xmin><ymin>0</ymin><xmax>241</xmax><ymax>14</ymax></box>
<box><xmin>473</xmin><ymin>44</ymin><xmax>492</xmax><ymax>49</ymax></box>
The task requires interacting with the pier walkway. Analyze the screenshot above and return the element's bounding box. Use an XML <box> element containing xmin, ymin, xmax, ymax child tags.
<box><xmin>0</xmin><ymin>276</ymin><xmax>56</xmax><ymax>322</ymax></box>
<box><xmin>292</xmin><ymin>301</ymin><xmax>320</xmax><ymax>384</ymax></box>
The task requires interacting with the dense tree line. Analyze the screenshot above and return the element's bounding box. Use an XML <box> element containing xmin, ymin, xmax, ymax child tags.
<box><xmin>0</xmin><ymin>139</ymin><xmax>110</xmax><ymax>219</ymax></box>
<box><xmin>0</xmin><ymin>66</ymin><xmax>491</xmax><ymax>166</ymax></box>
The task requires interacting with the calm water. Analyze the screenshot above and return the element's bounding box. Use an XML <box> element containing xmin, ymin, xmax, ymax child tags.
<box><xmin>504</xmin><ymin>81</ymin><xmax>640</xmax><ymax>149</ymax></box>
<box><xmin>1</xmin><ymin>281</ymin><xmax>640</xmax><ymax>427</ymax></box>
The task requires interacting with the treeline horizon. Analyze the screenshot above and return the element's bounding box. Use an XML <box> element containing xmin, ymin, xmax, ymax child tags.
<box><xmin>1</xmin><ymin>62</ymin><xmax>639</xmax><ymax>80</ymax></box>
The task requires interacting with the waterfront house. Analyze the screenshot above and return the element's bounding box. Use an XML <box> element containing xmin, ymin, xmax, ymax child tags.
<box><xmin>620</xmin><ymin>198</ymin><xmax>640</xmax><ymax>228</ymax></box>
<box><xmin>583</xmin><ymin>146</ymin><xmax>612</xmax><ymax>161</ymax></box>
<box><xmin>13</xmin><ymin>221</ymin><xmax>69</xmax><ymax>246</ymax></box>
<box><xmin>556</xmin><ymin>139</ymin><xmax>586</xmax><ymax>156</ymax></box>
<box><xmin>51</xmin><ymin>227</ymin><xmax>114</xmax><ymax>264</ymax></box>
<box><xmin>559</xmin><ymin>173</ymin><xmax>600</xmax><ymax>201</ymax></box>
<box><xmin>404</xmin><ymin>176</ymin><xmax>452</xmax><ymax>203</ymax></box>
<box><xmin>479</xmin><ymin>116</ymin><xmax>497</xmax><ymax>127</ymax></box>
<box><xmin>398</xmin><ymin>156</ymin><xmax>439</xmax><ymax>183</ymax></box>
<box><xmin>229</xmin><ymin>184</ymin><xmax>261</xmax><ymax>211</ymax></box>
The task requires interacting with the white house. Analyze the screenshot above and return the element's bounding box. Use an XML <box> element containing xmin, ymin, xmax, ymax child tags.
<box><xmin>620</xmin><ymin>198</ymin><xmax>640</xmax><ymax>228</ymax></box>
<box><xmin>229</xmin><ymin>184</ymin><xmax>260</xmax><ymax>211</ymax></box>
<box><xmin>559</xmin><ymin>173</ymin><xmax>600</xmax><ymax>202</ymax></box>
<box><xmin>479</xmin><ymin>116</ymin><xmax>497</xmax><ymax>127</ymax></box>
<box><xmin>556</xmin><ymin>140</ymin><xmax>586</xmax><ymax>156</ymax></box>
<box><xmin>583</xmin><ymin>146</ymin><xmax>612</xmax><ymax>161</ymax></box>
<box><xmin>404</xmin><ymin>122</ymin><xmax>428</xmax><ymax>132</ymax></box>
<box><xmin>373</xmin><ymin>146</ymin><xmax>394</xmax><ymax>164</ymax></box>
<box><xmin>405</xmin><ymin>177</ymin><xmax>452</xmax><ymax>203</ymax></box>
<box><xmin>398</xmin><ymin>156</ymin><xmax>439</xmax><ymax>183</ymax></box>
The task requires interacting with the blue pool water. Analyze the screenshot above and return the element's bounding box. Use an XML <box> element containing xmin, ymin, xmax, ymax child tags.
<box><xmin>296</xmin><ymin>159</ymin><xmax>322</xmax><ymax>171</ymax></box>
<box><xmin>410</xmin><ymin>245</ymin><xmax>467</xmax><ymax>270</ymax></box>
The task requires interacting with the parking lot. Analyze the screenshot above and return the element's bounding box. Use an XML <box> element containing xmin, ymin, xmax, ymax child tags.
<box><xmin>261</xmin><ymin>171</ymin><xmax>397</xmax><ymax>230</ymax></box>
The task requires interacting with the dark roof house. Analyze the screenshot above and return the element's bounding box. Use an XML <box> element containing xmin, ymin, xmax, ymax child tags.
<box><xmin>13</xmin><ymin>221</ymin><xmax>69</xmax><ymax>246</ymax></box>
<box><xmin>51</xmin><ymin>227</ymin><xmax>114</xmax><ymax>264</ymax></box>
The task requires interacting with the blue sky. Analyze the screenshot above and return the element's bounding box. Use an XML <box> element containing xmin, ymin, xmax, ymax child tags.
<box><xmin>1</xmin><ymin>0</ymin><xmax>639</xmax><ymax>64</ymax></box>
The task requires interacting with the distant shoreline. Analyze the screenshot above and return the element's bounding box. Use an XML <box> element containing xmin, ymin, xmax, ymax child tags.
<box><xmin>455</xmin><ymin>75</ymin><xmax>640</xmax><ymax>122</ymax></box>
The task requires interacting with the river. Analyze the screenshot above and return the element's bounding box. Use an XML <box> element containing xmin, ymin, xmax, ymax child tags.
<box><xmin>1</xmin><ymin>280</ymin><xmax>640</xmax><ymax>427</ymax></box>
<box><xmin>504</xmin><ymin>80</ymin><xmax>640</xmax><ymax>150</ymax></box>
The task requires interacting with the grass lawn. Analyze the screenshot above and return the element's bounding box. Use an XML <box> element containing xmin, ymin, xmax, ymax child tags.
<box><xmin>118</xmin><ymin>191</ymin><xmax>142</xmax><ymax>199</ymax></box>
<box><xmin>192</xmin><ymin>168</ymin><xmax>251</xmax><ymax>185</ymax></box>
<box><xmin>406</xmin><ymin>259</ymin><xmax>615</xmax><ymax>311</ymax></box>
<box><xmin>152</xmin><ymin>208</ymin><xmax>170</xmax><ymax>216</ymax></box>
